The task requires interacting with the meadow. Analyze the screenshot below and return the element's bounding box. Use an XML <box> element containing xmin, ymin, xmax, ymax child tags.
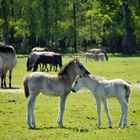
<box><xmin>0</xmin><ymin>55</ymin><xmax>140</xmax><ymax>140</ymax></box>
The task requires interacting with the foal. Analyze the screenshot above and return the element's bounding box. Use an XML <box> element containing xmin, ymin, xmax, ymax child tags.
<box><xmin>23</xmin><ymin>59</ymin><xmax>90</xmax><ymax>129</ymax></box>
<box><xmin>71</xmin><ymin>75</ymin><xmax>131</xmax><ymax>128</ymax></box>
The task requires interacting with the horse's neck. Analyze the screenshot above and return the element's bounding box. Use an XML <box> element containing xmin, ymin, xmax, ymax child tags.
<box><xmin>85</xmin><ymin>77</ymin><xmax>98</xmax><ymax>92</ymax></box>
<box><xmin>68</xmin><ymin>72</ymin><xmax>77</xmax><ymax>84</ymax></box>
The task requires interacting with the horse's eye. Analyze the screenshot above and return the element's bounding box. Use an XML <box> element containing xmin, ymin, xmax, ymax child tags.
<box><xmin>75</xmin><ymin>81</ymin><xmax>78</xmax><ymax>84</ymax></box>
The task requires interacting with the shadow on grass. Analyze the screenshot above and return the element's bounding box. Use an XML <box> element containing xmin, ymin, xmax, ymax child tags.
<box><xmin>31</xmin><ymin>126</ymin><xmax>90</xmax><ymax>132</ymax></box>
<box><xmin>1</xmin><ymin>87</ymin><xmax>20</xmax><ymax>89</ymax></box>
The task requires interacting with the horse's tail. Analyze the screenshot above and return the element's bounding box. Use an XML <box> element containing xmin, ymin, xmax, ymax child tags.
<box><xmin>23</xmin><ymin>76</ymin><xmax>30</xmax><ymax>98</ymax></box>
<box><xmin>124</xmin><ymin>84</ymin><xmax>131</xmax><ymax>103</ymax></box>
<box><xmin>57</xmin><ymin>55</ymin><xmax>62</xmax><ymax>68</ymax></box>
<box><xmin>59</xmin><ymin>55</ymin><xmax>62</xmax><ymax>68</ymax></box>
<box><xmin>102</xmin><ymin>50</ymin><xmax>108</xmax><ymax>61</ymax></box>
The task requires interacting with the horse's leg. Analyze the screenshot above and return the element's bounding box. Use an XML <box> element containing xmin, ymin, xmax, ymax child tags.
<box><xmin>26</xmin><ymin>97</ymin><xmax>32</xmax><ymax>128</ymax></box>
<box><xmin>4</xmin><ymin>72</ymin><xmax>6</xmax><ymax>88</ymax></box>
<box><xmin>1</xmin><ymin>69</ymin><xmax>5</xmax><ymax>88</ymax></box>
<box><xmin>27</xmin><ymin>94</ymin><xmax>37</xmax><ymax>129</ymax></box>
<box><xmin>55</xmin><ymin>64</ymin><xmax>57</xmax><ymax>72</ymax></box>
<box><xmin>117</xmin><ymin>100</ymin><xmax>125</xmax><ymax>128</ymax></box>
<box><xmin>96</xmin><ymin>98</ymin><xmax>102</xmax><ymax>128</ymax></box>
<box><xmin>45</xmin><ymin>64</ymin><xmax>47</xmax><ymax>71</ymax></box>
<box><xmin>50</xmin><ymin>64</ymin><xmax>52</xmax><ymax>71</ymax></box>
<box><xmin>3</xmin><ymin>70</ymin><xmax>7</xmax><ymax>88</ymax></box>
<box><xmin>123</xmin><ymin>102</ymin><xmax>128</xmax><ymax>128</ymax></box>
<box><xmin>1</xmin><ymin>75</ymin><xmax>3</xmax><ymax>88</ymax></box>
<box><xmin>30</xmin><ymin>94</ymin><xmax>38</xmax><ymax>128</ymax></box>
<box><xmin>102</xmin><ymin>99</ymin><xmax>112</xmax><ymax>128</ymax></box>
<box><xmin>57</xmin><ymin>95</ymin><xmax>67</xmax><ymax>128</ymax></box>
<box><xmin>9</xmin><ymin>69</ymin><xmax>12</xmax><ymax>88</ymax></box>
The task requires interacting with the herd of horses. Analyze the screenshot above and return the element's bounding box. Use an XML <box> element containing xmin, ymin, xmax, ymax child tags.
<box><xmin>84</xmin><ymin>49</ymin><xmax>109</xmax><ymax>61</ymax></box>
<box><xmin>27</xmin><ymin>47</ymin><xmax>62</xmax><ymax>72</ymax></box>
<box><xmin>0</xmin><ymin>42</ymin><xmax>131</xmax><ymax>129</ymax></box>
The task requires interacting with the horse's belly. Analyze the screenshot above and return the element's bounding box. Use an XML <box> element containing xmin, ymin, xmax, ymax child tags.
<box><xmin>42</xmin><ymin>91</ymin><xmax>60</xmax><ymax>96</ymax></box>
<box><xmin>41</xmin><ymin>89</ymin><xmax>61</xmax><ymax>96</ymax></box>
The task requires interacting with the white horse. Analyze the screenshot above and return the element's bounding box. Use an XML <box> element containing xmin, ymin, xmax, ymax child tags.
<box><xmin>84</xmin><ymin>52</ymin><xmax>95</xmax><ymax>61</ymax></box>
<box><xmin>87</xmin><ymin>48</ymin><xmax>108</xmax><ymax>61</ymax></box>
<box><xmin>0</xmin><ymin>44</ymin><xmax>17</xmax><ymax>88</ymax></box>
<box><xmin>71</xmin><ymin>75</ymin><xmax>131</xmax><ymax>128</ymax></box>
<box><xmin>23</xmin><ymin>59</ymin><xmax>90</xmax><ymax>129</ymax></box>
<box><xmin>32</xmin><ymin>47</ymin><xmax>49</xmax><ymax>52</ymax></box>
<box><xmin>94</xmin><ymin>53</ymin><xmax>105</xmax><ymax>61</ymax></box>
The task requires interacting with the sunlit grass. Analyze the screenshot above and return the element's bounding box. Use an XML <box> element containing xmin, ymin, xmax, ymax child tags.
<box><xmin>0</xmin><ymin>55</ymin><xmax>140</xmax><ymax>140</ymax></box>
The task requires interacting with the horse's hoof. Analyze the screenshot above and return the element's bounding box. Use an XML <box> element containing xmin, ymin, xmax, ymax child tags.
<box><xmin>117</xmin><ymin>124</ymin><xmax>121</xmax><ymax>128</ymax></box>
<box><xmin>28</xmin><ymin>126</ymin><xmax>36</xmax><ymax>129</ymax></box>
<box><xmin>58</xmin><ymin>124</ymin><xmax>64</xmax><ymax>128</ymax></box>
<box><xmin>122</xmin><ymin>124</ymin><xmax>127</xmax><ymax>128</ymax></box>
<box><xmin>109</xmin><ymin>126</ymin><xmax>112</xmax><ymax>128</ymax></box>
<box><xmin>96</xmin><ymin>124</ymin><xmax>101</xmax><ymax>129</ymax></box>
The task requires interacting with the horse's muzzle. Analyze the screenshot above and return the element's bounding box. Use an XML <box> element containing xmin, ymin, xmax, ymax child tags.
<box><xmin>71</xmin><ymin>88</ymin><xmax>76</xmax><ymax>93</ymax></box>
<box><xmin>85</xmin><ymin>70</ymin><xmax>90</xmax><ymax>75</ymax></box>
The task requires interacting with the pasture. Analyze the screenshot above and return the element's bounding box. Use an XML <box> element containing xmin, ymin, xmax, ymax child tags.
<box><xmin>0</xmin><ymin>55</ymin><xmax>140</xmax><ymax>140</ymax></box>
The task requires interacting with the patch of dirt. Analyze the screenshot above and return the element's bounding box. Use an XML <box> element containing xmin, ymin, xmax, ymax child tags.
<box><xmin>0</xmin><ymin>88</ymin><xmax>23</xmax><ymax>93</ymax></box>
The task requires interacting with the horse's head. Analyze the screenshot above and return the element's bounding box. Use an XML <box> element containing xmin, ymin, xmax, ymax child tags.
<box><xmin>26</xmin><ymin>57</ymin><xmax>32</xmax><ymax>71</ymax></box>
<box><xmin>73</xmin><ymin>59</ymin><xmax>90</xmax><ymax>76</ymax></box>
<box><xmin>71</xmin><ymin>74</ymin><xmax>90</xmax><ymax>93</ymax></box>
<box><xmin>58</xmin><ymin>58</ymin><xmax>90</xmax><ymax>77</ymax></box>
<box><xmin>71</xmin><ymin>75</ymin><xmax>87</xmax><ymax>93</ymax></box>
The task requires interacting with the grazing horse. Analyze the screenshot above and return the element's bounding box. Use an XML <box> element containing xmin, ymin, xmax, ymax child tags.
<box><xmin>71</xmin><ymin>75</ymin><xmax>131</xmax><ymax>128</ymax></box>
<box><xmin>84</xmin><ymin>52</ymin><xmax>95</xmax><ymax>61</ymax></box>
<box><xmin>94</xmin><ymin>53</ymin><xmax>105</xmax><ymax>61</ymax></box>
<box><xmin>23</xmin><ymin>59</ymin><xmax>90</xmax><ymax>129</ymax></box>
<box><xmin>32</xmin><ymin>47</ymin><xmax>49</xmax><ymax>52</ymax></box>
<box><xmin>87</xmin><ymin>49</ymin><xmax>108</xmax><ymax>61</ymax></box>
<box><xmin>0</xmin><ymin>43</ymin><xmax>17</xmax><ymax>88</ymax></box>
<box><xmin>33</xmin><ymin>53</ymin><xmax>62</xmax><ymax>72</ymax></box>
<box><xmin>27</xmin><ymin>51</ymin><xmax>62</xmax><ymax>72</ymax></box>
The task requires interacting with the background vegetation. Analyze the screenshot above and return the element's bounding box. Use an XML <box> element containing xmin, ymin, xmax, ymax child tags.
<box><xmin>0</xmin><ymin>56</ymin><xmax>140</xmax><ymax>140</ymax></box>
<box><xmin>0</xmin><ymin>0</ymin><xmax>140</xmax><ymax>54</ymax></box>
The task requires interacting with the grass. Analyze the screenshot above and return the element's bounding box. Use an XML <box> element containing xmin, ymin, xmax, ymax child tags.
<box><xmin>0</xmin><ymin>55</ymin><xmax>140</xmax><ymax>140</ymax></box>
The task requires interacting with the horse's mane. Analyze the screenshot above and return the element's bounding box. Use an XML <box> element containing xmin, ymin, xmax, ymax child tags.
<box><xmin>0</xmin><ymin>44</ymin><xmax>15</xmax><ymax>54</ymax></box>
<box><xmin>58</xmin><ymin>59</ymin><xmax>75</xmax><ymax>76</ymax></box>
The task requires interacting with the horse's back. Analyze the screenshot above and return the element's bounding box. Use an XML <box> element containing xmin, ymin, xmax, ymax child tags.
<box><xmin>0</xmin><ymin>45</ymin><xmax>17</xmax><ymax>69</ymax></box>
<box><xmin>28</xmin><ymin>72</ymin><xmax>64</xmax><ymax>96</ymax></box>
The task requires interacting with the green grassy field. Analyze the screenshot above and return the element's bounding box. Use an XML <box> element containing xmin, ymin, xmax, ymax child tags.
<box><xmin>0</xmin><ymin>55</ymin><xmax>140</xmax><ymax>140</ymax></box>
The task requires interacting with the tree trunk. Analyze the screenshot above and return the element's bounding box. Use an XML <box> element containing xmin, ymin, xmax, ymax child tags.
<box><xmin>122</xmin><ymin>0</ymin><xmax>135</xmax><ymax>54</ymax></box>
<box><xmin>73</xmin><ymin>1</ymin><xmax>77</xmax><ymax>53</ymax></box>
<box><xmin>1</xmin><ymin>0</ymin><xmax>9</xmax><ymax>44</ymax></box>
<box><xmin>9</xmin><ymin>0</ymin><xmax>15</xmax><ymax>45</ymax></box>
<box><xmin>43</xmin><ymin>0</ymin><xmax>50</xmax><ymax>47</ymax></box>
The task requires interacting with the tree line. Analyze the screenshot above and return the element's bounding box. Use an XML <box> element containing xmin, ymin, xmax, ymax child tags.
<box><xmin>0</xmin><ymin>0</ymin><xmax>140</xmax><ymax>54</ymax></box>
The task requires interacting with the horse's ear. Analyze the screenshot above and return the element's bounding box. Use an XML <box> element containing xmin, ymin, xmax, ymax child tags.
<box><xmin>74</xmin><ymin>58</ymin><xmax>80</xmax><ymax>64</ymax></box>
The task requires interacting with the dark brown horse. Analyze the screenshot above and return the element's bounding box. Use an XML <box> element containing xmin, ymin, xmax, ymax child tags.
<box><xmin>33</xmin><ymin>53</ymin><xmax>62</xmax><ymax>72</ymax></box>
<box><xmin>27</xmin><ymin>51</ymin><xmax>62</xmax><ymax>72</ymax></box>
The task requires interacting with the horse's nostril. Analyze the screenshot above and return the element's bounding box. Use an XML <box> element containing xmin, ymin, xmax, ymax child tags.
<box><xmin>71</xmin><ymin>88</ymin><xmax>76</xmax><ymax>93</ymax></box>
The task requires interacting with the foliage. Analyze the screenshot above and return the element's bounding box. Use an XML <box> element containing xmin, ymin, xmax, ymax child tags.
<box><xmin>0</xmin><ymin>0</ymin><xmax>140</xmax><ymax>53</ymax></box>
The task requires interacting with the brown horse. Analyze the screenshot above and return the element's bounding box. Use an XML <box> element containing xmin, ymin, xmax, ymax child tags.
<box><xmin>23</xmin><ymin>59</ymin><xmax>90</xmax><ymax>129</ymax></box>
